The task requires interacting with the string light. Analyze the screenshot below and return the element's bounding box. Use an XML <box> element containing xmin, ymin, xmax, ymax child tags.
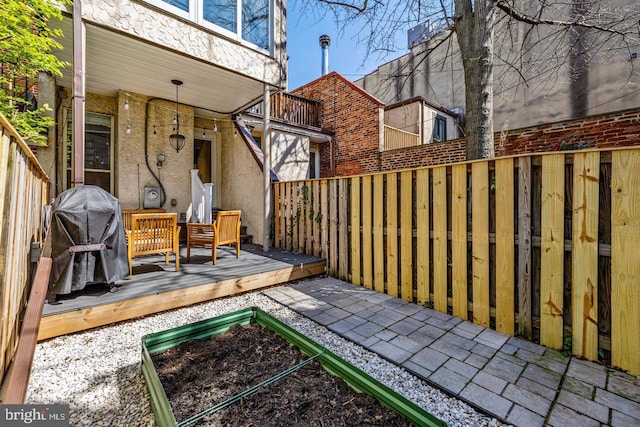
<box><xmin>203</xmin><ymin>127</ymin><xmax>206</xmax><ymax>137</ymax></box>
<box><xmin>153</xmin><ymin>125</ymin><xmax>157</xmax><ymax>137</ymax></box>
<box><xmin>126</xmin><ymin>119</ymin><xmax>131</xmax><ymax>134</ymax></box>
<box><xmin>124</xmin><ymin>98</ymin><xmax>129</xmax><ymax>110</ymax></box>
<box><xmin>213</xmin><ymin>119</ymin><xmax>218</xmax><ymax>132</ymax></box>
<box><xmin>234</xmin><ymin>128</ymin><xmax>237</xmax><ymax>138</ymax></box>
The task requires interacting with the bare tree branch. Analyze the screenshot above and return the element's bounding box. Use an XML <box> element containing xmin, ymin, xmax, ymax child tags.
<box><xmin>496</xmin><ymin>0</ymin><xmax>633</xmax><ymax>36</ymax></box>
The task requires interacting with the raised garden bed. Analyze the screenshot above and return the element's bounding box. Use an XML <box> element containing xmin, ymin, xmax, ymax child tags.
<box><xmin>141</xmin><ymin>307</ymin><xmax>445</xmax><ymax>427</ymax></box>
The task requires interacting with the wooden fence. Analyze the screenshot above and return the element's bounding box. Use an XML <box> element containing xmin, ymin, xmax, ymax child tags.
<box><xmin>273</xmin><ymin>147</ymin><xmax>640</xmax><ymax>375</ymax></box>
<box><xmin>0</xmin><ymin>114</ymin><xmax>49</xmax><ymax>387</ymax></box>
<box><xmin>383</xmin><ymin>125</ymin><xmax>420</xmax><ymax>151</ymax></box>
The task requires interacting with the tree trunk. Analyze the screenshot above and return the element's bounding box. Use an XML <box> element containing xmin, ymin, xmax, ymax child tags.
<box><xmin>455</xmin><ymin>0</ymin><xmax>496</xmax><ymax>160</ymax></box>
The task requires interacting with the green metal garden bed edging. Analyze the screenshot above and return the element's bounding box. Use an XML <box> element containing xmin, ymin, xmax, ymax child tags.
<box><xmin>141</xmin><ymin>306</ymin><xmax>447</xmax><ymax>427</ymax></box>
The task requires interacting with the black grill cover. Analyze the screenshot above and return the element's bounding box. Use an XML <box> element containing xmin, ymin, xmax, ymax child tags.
<box><xmin>49</xmin><ymin>186</ymin><xmax>128</xmax><ymax>296</ymax></box>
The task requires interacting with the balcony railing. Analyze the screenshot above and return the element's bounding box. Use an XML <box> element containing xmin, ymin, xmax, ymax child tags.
<box><xmin>247</xmin><ymin>92</ymin><xmax>321</xmax><ymax>128</ymax></box>
<box><xmin>383</xmin><ymin>125</ymin><xmax>420</xmax><ymax>151</ymax></box>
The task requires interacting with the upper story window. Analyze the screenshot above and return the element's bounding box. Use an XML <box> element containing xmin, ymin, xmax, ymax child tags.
<box><xmin>148</xmin><ymin>0</ymin><xmax>271</xmax><ymax>51</ymax></box>
<box><xmin>433</xmin><ymin>115</ymin><xmax>447</xmax><ymax>142</ymax></box>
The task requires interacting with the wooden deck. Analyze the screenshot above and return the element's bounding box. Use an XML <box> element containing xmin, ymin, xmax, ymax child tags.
<box><xmin>38</xmin><ymin>244</ymin><xmax>326</xmax><ymax>341</ymax></box>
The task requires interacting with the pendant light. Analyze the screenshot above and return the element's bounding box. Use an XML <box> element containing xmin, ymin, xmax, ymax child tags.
<box><xmin>169</xmin><ymin>79</ymin><xmax>186</xmax><ymax>153</ymax></box>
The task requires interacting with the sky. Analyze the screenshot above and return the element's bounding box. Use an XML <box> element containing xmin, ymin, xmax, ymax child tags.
<box><xmin>285</xmin><ymin>3</ymin><xmax>409</xmax><ymax>90</ymax></box>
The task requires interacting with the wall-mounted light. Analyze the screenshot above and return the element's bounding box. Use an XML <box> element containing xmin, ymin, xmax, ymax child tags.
<box><xmin>157</xmin><ymin>153</ymin><xmax>166</xmax><ymax>168</ymax></box>
<box><xmin>169</xmin><ymin>79</ymin><xmax>186</xmax><ymax>153</ymax></box>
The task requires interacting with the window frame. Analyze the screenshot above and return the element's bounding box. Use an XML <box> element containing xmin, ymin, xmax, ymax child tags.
<box><xmin>63</xmin><ymin>109</ymin><xmax>115</xmax><ymax>194</ymax></box>
<box><xmin>143</xmin><ymin>0</ymin><xmax>273</xmax><ymax>53</ymax></box>
<box><xmin>433</xmin><ymin>115</ymin><xmax>447</xmax><ymax>143</ymax></box>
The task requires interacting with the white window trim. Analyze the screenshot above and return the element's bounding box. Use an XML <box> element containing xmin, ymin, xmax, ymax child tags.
<box><xmin>143</xmin><ymin>0</ymin><xmax>273</xmax><ymax>54</ymax></box>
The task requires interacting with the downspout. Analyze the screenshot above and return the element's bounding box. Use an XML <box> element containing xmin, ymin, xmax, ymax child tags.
<box><xmin>72</xmin><ymin>0</ymin><xmax>85</xmax><ymax>187</ymax></box>
<box><xmin>263</xmin><ymin>85</ymin><xmax>271</xmax><ymax>251</ymax></box>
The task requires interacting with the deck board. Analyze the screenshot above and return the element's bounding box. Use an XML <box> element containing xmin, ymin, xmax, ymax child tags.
<box><xmin>40</xmin><ymin>244</ymin><xmax>325</xmax><ymax>340</ymax></box>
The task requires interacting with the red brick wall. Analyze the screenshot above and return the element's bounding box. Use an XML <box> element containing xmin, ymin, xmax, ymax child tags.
<box><xmin>381</xmin><ymin>107</ymin><xmax>640</xmax><ymax>170</ymax></box>
<box><xmin>292</xmin><ymin>73</ymin><xmax>383</xmax><ymax>177</ymax></box>
<box><xmin>295</xmin><ymin>74</ymin><xmax>640</xmax><ymax>175</ymax></box>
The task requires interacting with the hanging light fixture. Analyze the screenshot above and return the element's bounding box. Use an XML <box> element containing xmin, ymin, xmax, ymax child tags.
<box><xmin>169</xmin><ymin>79</ymin><xmax>186</xmax><ymax>153</ymax></box>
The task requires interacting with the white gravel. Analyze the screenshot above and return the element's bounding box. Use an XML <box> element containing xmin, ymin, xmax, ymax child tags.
<box><xmin>26</xmin><ymin>289</ymin><xmax>504</xmax><ymax>427</ymax></box>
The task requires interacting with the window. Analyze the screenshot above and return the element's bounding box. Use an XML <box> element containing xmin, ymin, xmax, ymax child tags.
<box><xmin>242</xmin><ymin>0</ymin><xmax>269</xmax><ymax>49</ymax></box>
<box><xmin>433</xmin><ymin>115</ymin><xmax>447</xmax><ymax>142</ymax></box>
<box><xmin>203</xmin><ymin>0</ymin><xmax>237</xmax><ymax>32</ymax></box>
<box><xmin>65</xmin><ymin>111</ymin><xmax>114</xmax><ymax>193</ymax></box>
<box><xmin>309</xmin><ymin>149</ymin><xmax>319</xmax><ymax>179</ymax></box>
<box><xmin>147</xmin><ymin>0</ymin><xmax>271</xmax><ymax>51</ymax></box>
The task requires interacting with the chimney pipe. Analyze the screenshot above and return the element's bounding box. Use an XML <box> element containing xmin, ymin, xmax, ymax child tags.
<box><xmin>319</xmin><ymin>34</ymin><xmax>331</xmax><ymax>76</ymax></box>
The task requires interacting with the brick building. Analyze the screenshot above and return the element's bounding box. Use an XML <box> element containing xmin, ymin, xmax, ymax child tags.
<box><xmin>292</xmin><ymin>72</ymin><xmax>385</xmax><ymax>177</ymax></box>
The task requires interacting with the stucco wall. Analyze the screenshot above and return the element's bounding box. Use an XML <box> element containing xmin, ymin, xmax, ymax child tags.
<box><xmin>80</xmin><ymin>0</ymin><xmax>285</xmax><ymax>86</ymax></box>
<box><xmin>116</xmin><ymin>91</ymin><xmax>194</xmax><ymax>217</ymax></box>
<box><xmin>220</xmin><ymin>122</ymin><xmax>265</xmax><ymax>246</ymax></box>
<box><xmin>271</xmin><ymin>131</ymin><xmax>310</xmax><ymax>181</ymax></box>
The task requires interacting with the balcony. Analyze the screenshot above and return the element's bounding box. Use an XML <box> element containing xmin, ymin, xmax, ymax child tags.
<box><xmin>247</xmin><ymin>92</ymin><xmax>321</xmax><ymax>129</ymax></box>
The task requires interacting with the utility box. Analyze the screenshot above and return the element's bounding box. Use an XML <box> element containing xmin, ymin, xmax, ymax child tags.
<box><xmin>144</xmin><ymin>186</ymin><xmax>161</xmax><ymax>209</ymax></box>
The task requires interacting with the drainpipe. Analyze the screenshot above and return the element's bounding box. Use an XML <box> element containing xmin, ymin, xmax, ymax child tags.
<box><xmin>72</xmin><ymin>0</ymin><xmax>85</xmax><ymax>187</ymax></box>
<box><xmin>262</xmin><ymin>85</ymin><xmax>271</xmax><ymax>252</ymax></box>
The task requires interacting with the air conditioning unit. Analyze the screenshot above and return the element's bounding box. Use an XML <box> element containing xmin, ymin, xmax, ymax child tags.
<box><xmin>143</xmin><ymin>186</ymin><xmax>161</xmax><ymax>209</ymax></box>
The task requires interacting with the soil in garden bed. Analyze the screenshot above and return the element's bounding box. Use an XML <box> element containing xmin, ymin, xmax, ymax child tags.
<box><xmin>151</xmin><ymin>323</ymin><xmax>414</xmax><ymax>426</ymax></box>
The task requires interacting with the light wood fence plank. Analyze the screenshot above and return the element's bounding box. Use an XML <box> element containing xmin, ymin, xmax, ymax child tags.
<box><xmin>400</xmin><ymin>170</ymin><xmax>413</xmax><ymax>302</ymax></box>
<box><xmin>386</xmin><ymin>173</ymin><xmax>399</xmax><ymax>298</ymax></box>
<box><xmin>274</xmin><ymin>184</ymin><xmax>281</xmax><ymax>248</ymax></box>
<box><xmin>432</xmin><ymin>167</ymin><xmax>448</xmax><ymax>313</ymax></box>
<box><xmin>540</xmin><ymin>154</ymin><xmax>565</xmax><ymax>349</ymax></box>
<box><xmin>452</xmin><ymin>164</ymin><xmax>467</xmax><ymax>320</ymax></box>
<box><xmin>313</xmin><ymin>181</ymin><xmax>321</xmax><ymax>256</ymax></box>
<box><xmin>320</xmin><ymin>180</ymin><xmax>328</xmax><ymax>259</ymax></box>
<box><xmin>329</xmin><ymin>180</ymin><xmax>338</xmax><ymax>275</ymax></box>
<box><xmin>572</xmin><ymin>151</ymin><xmax>600</xmax><ymax>361</ymax></box>
<box><xmin>339</xmin><ymin>179</ymin><xmax>349</xmax><ymax>280</ymax></box>
<box><xmin>611</xmin><ymin>150</ymin><xmax>640</xmax><ymax>375</ymax></box>
<box><xmin>472</xmin><ymin>162</ymin><xmax>490</xmax><ymax>327</ymax></box>
<box><xmin>495</xmin><ymin>158</ymin><xmax>515</xmax><ymax>335</ymax></box>
<box><xmin>305</xmin><ymin>180</ymin><xmax>312</xmax><ymax>253</ymax></box>
<box><xmin>373</xmin><ymin>174</ymin><xmax>385</xmax><ymax>293</ymax></box>
<box><xmin>350</xmin><ymin>177</ymin><xmax>361</xmax><ymax>286</ymax></box>
<box><xmin>362</xmin><ymin>176</ymin><xmax>373</xmax><ymax>289</ymax></box>
<box><xmin>416</xmin><ymin>168</ymin><xmax>430</xmax><ymax>305</ymax></box>
<box><xmin>517</xmin><ymin>157</ymin><xmax>532</xmax><ymax>338</ymax></box>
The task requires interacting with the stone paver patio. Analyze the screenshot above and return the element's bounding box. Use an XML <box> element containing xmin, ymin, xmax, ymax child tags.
<box><xmin>264</xmin><ymin>277</ymin><xmax>640</xmax><ymax>427</ymax></box>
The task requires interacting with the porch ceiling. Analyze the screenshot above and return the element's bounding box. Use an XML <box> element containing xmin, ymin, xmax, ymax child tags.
<box><xmin>51</xmin><ymin>17</ymin><xmax>269</xmax><ymax>119</ymax></box>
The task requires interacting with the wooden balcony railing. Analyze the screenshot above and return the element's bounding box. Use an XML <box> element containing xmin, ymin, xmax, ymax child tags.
<box><xmin>383</xmin><ymin>125</ymin><xmax>420</xmax><ymax>151</ymax></box>
<box><xmin>247</xmin><ymin>92</ymin><xmax>321</xmax><ymax>128</ymax></box>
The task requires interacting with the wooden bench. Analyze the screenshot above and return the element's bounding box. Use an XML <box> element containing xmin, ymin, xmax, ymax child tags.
<box><xmin>126</xmin><ymin>213</ymin><xmax>180</xmax><ymax>279</ymax></box>
<box><xmin>121</xmin><ymin>208</ymin><xmax>166</xmax><ymax>231</ymax></box>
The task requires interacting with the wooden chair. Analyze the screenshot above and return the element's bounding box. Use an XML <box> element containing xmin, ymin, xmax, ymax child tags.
<box><xmin>126</xmin><ymin>213</ymin><xmax>180</xmax><ymax>279</ymax></box>
<box><xmin>186</xmin><ymin>210</ymin><xmax>241</xmax><ymax>264</ymax></box>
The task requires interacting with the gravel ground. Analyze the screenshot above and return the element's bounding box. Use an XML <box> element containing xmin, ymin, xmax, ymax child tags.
<box><xmin>26</xmin><ymin>289</ymin><xmax>504</xmax><ymax>427</ymax></box>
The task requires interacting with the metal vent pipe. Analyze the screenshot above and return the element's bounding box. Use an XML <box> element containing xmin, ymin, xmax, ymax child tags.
<box><xmin>319</xmin><ymin>34</ymin><xmax>331</xmax><ymax>76</ymax></box>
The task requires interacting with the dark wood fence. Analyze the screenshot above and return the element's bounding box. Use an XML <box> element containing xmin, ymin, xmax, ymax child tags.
<box><xmin>273</xmin><ymin>147</ymin><xmax>640</xmax><ymax>375</ymax></box>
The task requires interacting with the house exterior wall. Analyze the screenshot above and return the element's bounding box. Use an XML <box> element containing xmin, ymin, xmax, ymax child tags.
<box><xmin>115</xmin><ymin>91</ymin><xmax>194</xmax><ymax>216</ymax></box>
<box><xmin>384</xmin><ymin>99</ymin><xmax>459</xmax><ymax>145</ymax></box>
<box><xmin>355</xmin><ymin>0</ymin><xmax>640</xmax><ymax>134</ymax></box>
<box><xmin>379</xmin><ymin>107</ymin><xmax>640</xmax><ymax>170</ymax></box>
<box><xmin>292</xmin><ymin>72</ymin><xmax>384</xmax><ymax>177</ymax></box>
<box><xmin>220</xmin><ymin>122</ymin><xmax>265</xmax><ymax>245</ymax></box>
<box><xmin>80</xmin><ymin>0</ymin><xmax>284</xmax><ymax>85</ymax></box>
<box><xmin>270</xmin><ymin>131</ymin><xmax>311</xmax><ymax>181</ymax></box>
